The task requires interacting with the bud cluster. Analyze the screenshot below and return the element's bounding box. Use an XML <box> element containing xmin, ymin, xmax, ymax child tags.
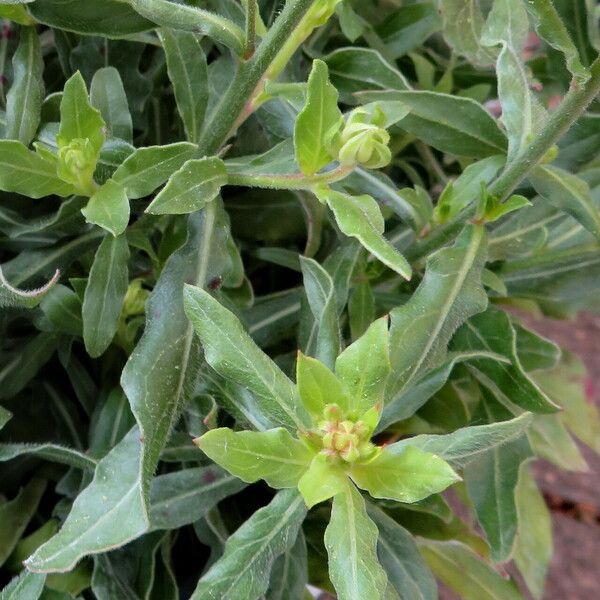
<box><xmin>57</xmin><ymin>138</ymin><xmax>98</xmax><ymax>196</ymax></box>
<box><xmin>336</xmin><ymin>107</ymin><xmax>392</xmax><ymax>169</ymax></box>
<box><xmin>312</xmin><ymin>403</ymin><xmax>378</xmax><ymax>464</ymax></box>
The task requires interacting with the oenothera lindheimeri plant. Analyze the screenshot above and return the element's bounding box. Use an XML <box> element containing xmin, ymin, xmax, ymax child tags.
<box><xmin>1</xmin><ymin>0</ymin><xmax>600</xmax><ymax>599</ymax></box>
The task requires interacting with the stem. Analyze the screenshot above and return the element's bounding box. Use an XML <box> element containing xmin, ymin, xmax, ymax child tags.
<box><xmin>197</xmin><ymin>0</ymin><xmax>316</xmax><ymax>156</ymax></box>
<box><xmin>406</xmin><ymin>56</ymin><xmax>600</xmax><ymax>263</ymax></box>
<box><xmin>227</xmin><ymin>164</ymin><xmax>353</xmax><ymax>190</ymax></box>
<box><xmin>244</xmin><ymin>0</ymin><xmax>257</xmax><ymax>60</ymax></box>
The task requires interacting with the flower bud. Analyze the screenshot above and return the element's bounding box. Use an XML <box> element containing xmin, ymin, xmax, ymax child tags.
<box><xmin>337</xmin><ymin>108</ymin><xmax>391</xmax><ymax>169</ymax></box>
<box><xmin>57</xmin><ymin>138</ymin><xmax>98</xmax><ymax>195</ymax></box>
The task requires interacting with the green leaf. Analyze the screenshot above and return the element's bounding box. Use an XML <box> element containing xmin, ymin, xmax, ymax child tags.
<box><xmin>82</xmin><ymin>234</ymin><xmax>129</xmax><ymax>358</ymax></box>
<box><xmin>464</xmin><ymin>394</ymin><xmax>533</xmax><ymax>562</ymax></box>
<box><xmin>146</xmin><ymin>157</ymin><xmax>226</xmax><ymax>215</ymax></box>
<box><xmin>529</xmin><ymin>164</ymin><xmax>600</xmax><ymax>239</ymax></box>
<box><xmin>183</xmin><ymin>284</ymin><xmax>309</xmax><ymax>431</ymax></box>
<box><xmin>127</xmin><ymin>0</ymin><xmax>245</xmax><ymax>55</ymax></box>
<box><xmin>0</xmin><ymin>478</ymin><xmax>46</xmax><ymax>567</ymax></box>
<box><xmin>0</xmin><ymin>5</ymin><xmax>34</xmax><ymax>25</ymax></box>
<box><xmin>317</xmin><ymin>188</ymin><xmax>412</xmax><ymax>279</ymax></box>
<box><xmin>419</xmin><ymin>540</ymin><xmax>524</xmax><ymax>600</ymax></box>
<box><xmin>358</xmin><ymin>91</ymin><xmax>507</xmax><ymax>158</ymax></box>
<box><xmin>90</xmin><ymin>67</ymin><xmax>133</xmax><ymax>144</ymax></box>
<box><xmin>350</xmin><ymin>447</ymin><xmax>459</xmax><ymax>503</ymax></box>
<box><xmin>25</xmin><ymin>428</ymin><xmax>148</xmax><ymax>573</ymax></box>
<box><xmin>324</xmin><ymin>482</ymin><xmax>388</xmax><ymax>600</ymax></box>
<box><xmin>0</xmin><ymin>265</ymin><xmax>59</xmax><ymax>309</ymax></box>
<box><xmin>121</xmin><ymin>204</ymin><xmax>239</xmax><ymax>504</ymax></box>
<box><xmin>158</xmin><ymin>28</ymin><xmax>208</xmax><ymax>144</ymax></box>
<box><xmin>294</xmin><ymin>59</ymin><xmax>343</xmax><ymax>176</ymax></box>
<box><xmin>191</xmin><ymin>489</ymin><xmax>307</xmax><ymax>600</ymax></box>
<box><xmin>195</xmin><ymin>427</ymin><xmax>313</xmax><ymax>489</ymax></box>
<box><xmin>0</xmin><ymin>443</ymin><xmax>96</xmax><ymax>470</ymax></box>
<box><xmin>525</xmin><ymin>0</ymin><xmax>589</xmax><ymax>84</ymax></box>
<box><xmin>81</xmin><ymin>179</ymin><xmax>130</xmax><ymax>236</ymax></box>
<box><xmin>386</xmin><ymin>224</ymin><xmax>488</xmax><ymax>399</ymax></box>
<box><xmin>481</xmin><ymin>0</ymin><xmax>546</xmax><ymax>161</ymax></box>
<box><xmin>0</xmin><ymin>140</ymin><xmax>77</xmax><ymax>198</ymax></box>
<box><xmin>57</xmin><ymin>71</ymin><xmax>105</xmax><ymax>156</ymax></box>
<box><xmin>366</xmin><ymin>503</ymin><xmax>437</xmax><ymax>600</ymax></box>
<box><xmin>324</xmin><ymin>47</ymin><xmax>411</xmax><ymax>100</ymax></box>
<box><xmin>389</xmin><ymin>413</ymin><xmax>533</xmax><ymax>468</ymax></box>
<box><xmin>514</xmin><ymin>324</ymin><xmax>560</xmax><ymax>372</ymax></box>
<box><xmin>297</xmin><ymin>452</ymin><xmax>348</xmax><ymax>508</ymax></box>
<box><xmin>0</xmin><ymin>571</ymin><xmax>46</xmax><ymax>600</ymax></box>
<box><xmin>149</xmin><ymin>466</ymin><xmax>246</xmax><ymax>530</ymax></box>
<box><xmin>28</xmin><ymin>0</ymin><xmax>154</xmax><ymax>36</ymax></box>
<box><xmin>39</xmin><ymin>284</ymin><xmax>83</xmax><ymax>336</ymax></box>
<box><xmin>335</xmin><ymin>316</ymin><xmax>390</xmax><ymax>413</ymax></box>
<box><xmin>451</xmin><ymin>309</ymin><xmax>561</xmax><ymax>413</ymax></box>
<box><xmin>437</xmin><ymin>0</ymin><xmax>497</xmax><ymax>66</ymax></box>
<box><xmin>296</xmin><ymin>352</ymin><xmax>351</xmax><ymax>418</ymax></box>
<box><xmin>299</xmin><ymin>256</ymin><xmax>340</xmax><ymax>369</ymax></box>
<box><xmin>5</xmin><ymin>26</ymin><xmax>44</xmax><ymax>145</ymax></box>
<box><xmin>0</xmin><ymin>407</ymin><xmax>11</xmax><ymax>431</ymax></box>
<box><xmin>514</xmin><ymin>467</ymin><xmax>552</xmax><ymax>599</ymax></box>
<box><xmin>111</xmin><ymin>141</ymin><xmax>196</xmax><ymax>199</ymax></box>
<box><xmin>348</xmin><ymin>279</ymin><xmax>375</xmax><ymax>339</ymax></box>
<box><xmin>266</xmin><ymin>531</ymin><xmax>308</xmax><ymax>600</ymax></box>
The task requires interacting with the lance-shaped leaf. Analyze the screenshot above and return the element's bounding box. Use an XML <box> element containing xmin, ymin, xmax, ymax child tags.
<box><xmin>464</xmin><ymin>394</ymin><xmax>533</xmax><ymax>562</ymax></box>
<box><xmin>158</xmin><ymin>28</ymin><xmax>208</xmax><ymax>144</ymax></box>
<box><xmin>82</xmin><ymin>180</ymin><xmax>130</xmax><ymax>236</ymax></box>
<box><xmin>296</xmin><ymin>353</ymin><xmax>351</xmax><ymax>418</ymax></box>
<box><xmin>437</xmin><ymin>0</ymin><xmax>497</xmax><ymax>66</ymax></box>
<box><xmin>57</xmin><ymin>71</ymin><xmax>105</xmax><ymax>155</ymax></box>
<box><xmin>25</xmin><ymin>428</ymin><xmax>147</xmax><ymax>573</ymax></box>
<box><xmin>191</xmin><ymin>489</ymin><xmax>307</xmax><ymax>600</ymax></box>
<box><xmin>335</xmin><ymin>316</ymin><xmax>390</xmax><ymax>413</ymax></box>
<box><xmin>90</xmin><ymin>67</ymin><xmax>133</xmax><ymax>144</ymax></box>
<box><xmin>146</xmin><ymin>157</ymin><xmax>226</xmax><ymax>214</ymax></box>
<box><xmin>350</xmin><ymin>446</ymin><xmax>459</xmax><ymax>503</ymax></box>
<box><xmin>317</xmin><ymin>188</ymin><xmax>412</xmax><ymax>279</ymax></box>
<box><xmin>5</xmin><ymin>26</ymin><xmax>43</xmax><ymax>145</ymax></box>
<box><xmin>184</xmin><ymin>284</ymin><xmax>309</xmax><ymax>431</ymax></box>
<box><xmin>514</xmin><ymin>467</ymin><xmax>552</xmax><ymax>599</ymax></box>
<box><xmin>298</xmin><ymin>453</ymin><xmax>348</xmax><ymax>508</ymax></box>
<box><xmin>514</xmin><ymin>323</ymin><xmax>560</xmax><ymax>372</ymax></box>
<box><xmin>127</xmin><ymin>0</ymin><xmax>245</xmax><ymax>56</ymax></box>
<box><xmin>324</xmin><ymin>482</ymin><xmax>388</xmax><ymax>600</ymax></box>
<box><xmin>529</xmin><ymin>165</ymin><xmax>600</xmax><ymax>240</ymax></box>
<box><xmin>0</xmin><ymin>141</ymin><xmax>77</xmax><ymax>198</ymax></box>
<box><xmin>195</xmin><ymin>428</ymin><xmax>313</xmax><ymax>489</ymax></box>
<box><xmin>367</xmin><ymin>503</ymin><xmax>437</xmax><ymax>600</ymax></box>
<box><xmin>0</xmin><ymin>407</ymin><xmax>11</xmax><ymax>431</ymax></box>
<box><xmin>112</xmin><ymin>142</ymin><xmax>197</xmax><ymax>199</ymax></box>
<box><xmin>0</xmin><ymin>571</ymin><xmax>46</xmax><ymax>600</ymax></box>
<box><xmin>149</xmin><ymin>466</ymin><xmax>246</xmax><ymax>530</ymax></box>
<box><xmin>294</xmin><ymin>59</ymin><xmax>343</xmax><ymax>176</ymax></box>
<box><xmin>82</xmin><ymin>234</ymin><xmax>129</xmax><ymax>358</ymax></box>
<box><xmin>121</xmin><ymin>203</ymin><xmax>238</xmax><ymax>501</ymax></box>
<box><xmin>299</xmin><ymin>256</ymin><xmax>340</xmax><ymax>369</ymax></box>
<box><xmin>358</xmin><ymin>90</ymin><xmax>507</xmax><ymax>158</ymax></box>
<box><xmin>481</xmin><ymin>0</ymin><xmax>546</xmax><ymax>161</ymax></box>
<box><xmin>379</xmin><ymin>350</ymin><xmax>507</xmax><ymax>430</ymax></box>
<box><xmin>451</xmin><ymin>309</ymin><xmax>560</xmax><ymax>413</ymax></box>
<box><xmin>0</xmin><ymin>266</ymin><xmax>59</xmax><ymax>309</ymax></box>
<box><xmin>0</xmin><ymin>443</ymin><xmax>96</xmax><ymax>470</ymax></box>
<box><xmin>386</xmin><ymin>224</ymin><xmax>488</xmax><ymax>399</ymax></box>
<box><xmin>0</xmin><ymin>478</ymin><xmax>46</xmax><ymax>567</ymax></box>
<box><xmin>419</xmin><ymin>540</ymin><xmax>524</xmax><ymax>600</ymax></box>
<box><xmin>525</xmin><ymin>0</ymin><xmax>589</xmax><ymax>84</ymax></box>
<box><xmin>389</xmin><ymin>412</ymin><xmax>533</xmax><ymax>468</ymax></box>
<box><xmin>266</xmin><ymin>531</ymin><xmax>308</xmax><ymax>600</ymax></box>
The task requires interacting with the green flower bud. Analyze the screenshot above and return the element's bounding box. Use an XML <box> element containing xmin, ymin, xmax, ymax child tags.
<box><xmin>123</xmin><ymin>279</ymin><xmax>149</xmax><ymax>317</ymax></box>
<box><xmin>57</xmin><ymin>138</ymin><xmax>98</xmax><ymax>196</ymax></box>
<box><xmin>305</xmin><ymin>0</ymin><xmax>342</xmax><ymax>28</ymax></box>
<box><xmin>337</xmin><ymin>108</ymin><xmax>391</xmax><ymax>169</ymax></box>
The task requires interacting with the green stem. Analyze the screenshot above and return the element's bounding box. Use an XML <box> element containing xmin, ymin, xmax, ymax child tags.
<box><xmin>227</xmin><ymin>164</ymin><xmax>353</xmax><ymax>190</ymax></box>
<box><xmin>197</xmin><ymin>0</ymin><xmax>316</xmax><ymax>156</ymax></box>
<box><xmin>406</xmin><ymin>56</ymin><xmax>600</xmax><ymax>263</ymax></box>
<box><xmin>244</xmin><ymin>0</ymin><xmax>257</xmax><ymax>59</ymax></box>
